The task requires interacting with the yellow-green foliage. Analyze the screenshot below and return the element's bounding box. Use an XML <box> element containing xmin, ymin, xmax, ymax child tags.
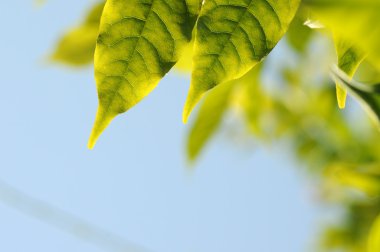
<box><xmin>305</xmin><ymin>0</ymin><xmax>380</xmax><ymax>69</ymax></box>
<box><xmin>52</xmin><ymin>1</ymin><xmax>380</xmax><ymax>251</ymax></box>
<box><xmin>52</xmin><ymin>0</ymin><xmax>380</xmax><ymax>149</ymax></box>
<box><xmin>183</xmin><ymin>0</ymin><xmax>301</xmax><ymax>122</ymax></box>
<box><xmin>187</xmin><ymin>81</ymin><xmax>234</xmax><ymax>161</ymax></box>
<box><xmin>88</xmin><ymin>0</ymin><xmax>202</xmax><ymax>148</ymax></box>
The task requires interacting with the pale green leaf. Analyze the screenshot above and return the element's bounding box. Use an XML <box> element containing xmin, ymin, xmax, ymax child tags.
<box><xmin>369</xmin><ymin>213</ymin><xmax>380</xmax><ymax>252</ymax></box>
<box><xmin>187</xmin><ymin>81</ymin><xmax>234</xmax><ymax>161</ymax></box>
<box><xmin>334</xmin><ymin>38</ymin><xmax>365</xmax><ymax>109</ymax></box>
<box><xmin>88</xmin><ymin>0</ymin><xmax>202</xmax><ymax>149</ymax></box>
<box><xmin>286</xmin><ymin>14</ymin><xmax>313</xmax><ymax>53</ymax></box>
<box><xmin>182</xmin><ymin>0</ymin><xmax>301</xmax><ymax>122</ymax></box>
<box><xmin>237</xmin><ymin>64</ymin><xmax>268</xmax><ymax>136</ymax></box>
<box><xmin>305</xmin><ymin>0</ymin><xmax>380</xmax><ymax>69</ymax></box>
<box><xmin>187</xmin><ymin>63</ymin><xmax>267</xmax><ymax>161</ymax></box>
<box><xmin>51</xmin><ymin>2</ymin><xmax>105</xmax><ymax>66</ymax></box>
<box><xmin>326</xmin><ymin>163</ymin><xmax>380</xmax><ymax>196</ymax></box>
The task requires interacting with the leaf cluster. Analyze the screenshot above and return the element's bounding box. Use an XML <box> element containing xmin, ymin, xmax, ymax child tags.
<box><xmin>50</xmin><ymin>0</ymin><xmax>380</xmax><ymax>251</ymax></box>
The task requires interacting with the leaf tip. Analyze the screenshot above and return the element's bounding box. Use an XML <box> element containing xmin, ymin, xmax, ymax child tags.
<box><xmin>87</xmin><ymin>106</ymin><xmax>117</xmax><ymax>150</ymax></box>
<box><xmin>182</xmin><ymin>87</ymin><xmax>205</xmax><ymax>124</ymax></box>
<box><xmin>182</xmin><ymin>108</ymin><xmax>191</xmax><ymax>124</ymax></box>
<box><xmin>87</xmin><ymin>129</ymin><xmax>100</xmax><ymax>149</ymax></box>
<box><xmin>336</xmin><ymin>83</ymin><xmax>347</xmax><ymax>109</ymax></box>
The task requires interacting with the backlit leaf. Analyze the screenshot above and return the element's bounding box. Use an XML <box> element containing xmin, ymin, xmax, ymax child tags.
<box><xmin>182</xmin><ymin>0</ymin><xmax>301</xmax><ymax>122</ymax></box>
<box><xmin>88</xmin><ymin>0</ymin><xmax>202</xmax><ymax>149</ymax></box>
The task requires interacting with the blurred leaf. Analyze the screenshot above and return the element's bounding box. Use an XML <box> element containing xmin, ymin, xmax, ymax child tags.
<box><xmin>182</xmin><ymin>0</ymin><xmax>301</xmax><ymax>122</ymax></box>
<box><xmin>187</xmin><ymin>63</ymin><xmax>266</xmax><ymax>161</ymax></box>
<box><xmin>187</xmin><ymin>82</ymin><xmax>234</xmax><ymax>161</ymax></box>
<box><xmin>88</xmin><ymin>0</ymin><xmax>202</xmax><ymax>149</ymax></box>
<box><xmin>334</xmin><ymin>38</ymin><xmax>365</xmax><ymax>109</ymax></box>
<box><xmin>238</xmin><ymin>65</ymin><xmax>270</xmax><ymax>137</ymax></box>
<box><xmin>332</xmin><ymin>66</ymin><xmax>380</xmax><ymax>129</ymax></box>
<box><xmin>286</xmin><ymin>14</ymin><xmax>313</xmax><ymax>52</ymax></box>
<box><xmin>305</xmin><ymin>0</ymin><xmax>380</xmax><ymax>69</ymax></box>
<box><xmin>34</xmin><ymin>0</ymin><xmax>46</xmax><ymax>7</ymax></box>
<box><xmin>320</xmin><ymin>197</ymin><xmax>380</xmax><ymax>252</ymax></box>
<box><xmin>326</xmin><ymin>163</ymin><xmax>380</xmax><ymax>196</ymax></box>
<box><xmin>322</xmin><ymin>228</ymin><xmax>354</xmax><ymax>251</ymax></box>
<box><xmin>51</xmin><ymin>2</ymin><xmax>104</xmax><ymax>66</ymax></box>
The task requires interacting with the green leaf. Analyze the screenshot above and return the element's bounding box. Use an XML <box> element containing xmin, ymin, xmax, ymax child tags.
<box><xmin>182</xmin><ymin>0</ymin><xmax>301</xmax><ymax>122</ymax></box>
<box><xmin>51</xmin><ymin>2</ymin><xmax>105</xmax><ymax>66</ymax></box>
<box><xmin>238</xmin><ymin>64</ymin><xmax>268</xmax><ymax>137</ymax></box>
<box><xmin>187</xmin><ymin>82</ymin><xmax>234</xmax><ymax>161</ymax></box>
<box><xmin>88</xmin><ymin>0</ymin><xmax>202</xmax><ymax>149</ymax></box>
<box><xmin>331</xmin><ymin>65</ymin><xmax>380</xmax><ymax>128</ymax></box>
<box><xmin>334</xmin><ymin>38</ymin><xmax>365</xmax><ymax>109</ymax></box>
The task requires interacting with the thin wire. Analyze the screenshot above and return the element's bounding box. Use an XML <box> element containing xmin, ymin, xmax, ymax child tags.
<box><xmin>0</xmin><ymin>178</ymin><xmax>150</xmax><ymax>252</ymax></box>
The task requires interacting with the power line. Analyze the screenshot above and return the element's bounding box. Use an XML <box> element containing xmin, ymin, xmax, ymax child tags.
<box><xmin>0</xmin><ymin>178</ymin><xmax>149</xmax><ymax>252</ymax></box>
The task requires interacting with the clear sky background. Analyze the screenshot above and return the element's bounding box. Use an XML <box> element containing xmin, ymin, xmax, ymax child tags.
<box><xmin>0</xmin><ymin>1</ymin><xmax>319</xmax><ymax>252</ymax></box>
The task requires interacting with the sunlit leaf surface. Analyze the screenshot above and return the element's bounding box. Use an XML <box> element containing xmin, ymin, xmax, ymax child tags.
<box><xmin>183</xmin><ymin>0</ymin><xmax>301</xmax><ymax>122</ymax></box>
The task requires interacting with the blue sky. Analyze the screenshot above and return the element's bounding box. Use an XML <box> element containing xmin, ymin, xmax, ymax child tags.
<box><xmin>0</xmin><ymin>1</ymin><xmax>319</xmax><ymax>251</ymax></box>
